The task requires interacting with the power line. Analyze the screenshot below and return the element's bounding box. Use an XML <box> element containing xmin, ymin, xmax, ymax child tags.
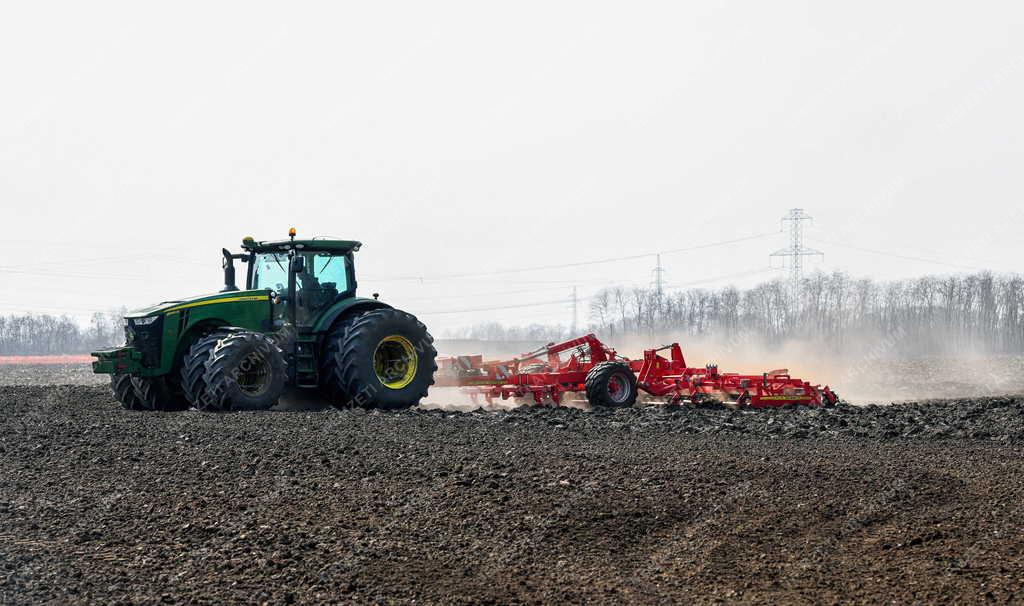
<box><xmin>394</xmin><ymin>284</ymin><xmax>571</xmax><ymax>303</ymax></box>
<box><xmin>362</xmin><ymin>274</ymin><xmax>621</xmax><ymax>287</ymax></box>
<box><xmin>807</xmin><ymin>238</ymin><xmax>987</xmax><ymax>272</ymax></box>
<box><xmin>659</xmin><ymin>232</ymin><xmax>779</xmax><ymax>256</ymax></box>
<box><xmin>1</xmin><ymin>265</ymin><xmax>784</xmax><ymax>321</ymax></box>
<box><xmin>0</xmin><ymin>265</ymin><xmax>211</xmax><ymax>282</ymax></box>
<box><xmin>0</xmin><ymin>239</ymin><xmax>189</xmax><ymax>252</ymax></box>
<box><xmin>416</xmin><ymin>296</ymin><xmax>593</xmax><ymax>316</ymax></box>
<box><xmin>0</xmin><ymin>302</ymin><xmax>118</xmax><ymax>315</ymax></box>
<box><xmin>415</xmin><ymin>266</ymin><xmax>781</xmax><ymax>317</ymax></box>
<box><xmin>365</xmin><ymin>231</ymin><xmax>779</xmax><ymax>282</ymax></box>
<box><xmin>0</xmin><ymin>266</ymin><xmax>159</xmax><ymax>282</ymax></box>
<box><xmin>2</xmin><ymin>253</ymin><xmax>150</xmax><ymax>271</ymax></box>
<box><xmin>662</xmin><ymin>266</ymin><xmax>782</xmax><ymax>289</ymax></box>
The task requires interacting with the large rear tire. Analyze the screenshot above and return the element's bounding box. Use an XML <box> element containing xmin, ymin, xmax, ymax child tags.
<box><xmin>199</xmin><ymin>331</ymin><xmax>286</xmax><ymax>412</ymax></box>
<box><xmin>322</xmin><ymin>308</ymin><xmax>437</xmax><ymax>410</ymax></box>
<box><xmin>111</xmin><ymin>374</ymin><xmax>143</xmax><ymax>410</ymax></box>
<box><xmin>585</xmin><ymin>361</ymin><xmax>638</xmax><ymax>408</ymax></box>
<box><xmin>320</xmin><ymin>313</ymin><xmax>363</xmax><ymax>404</ymax></box>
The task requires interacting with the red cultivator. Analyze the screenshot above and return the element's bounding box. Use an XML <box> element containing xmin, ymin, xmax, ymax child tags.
<box><xmin>436</xmin><ymin>334</ymin><xmax>838</xmax><ymax>408</ymax></box>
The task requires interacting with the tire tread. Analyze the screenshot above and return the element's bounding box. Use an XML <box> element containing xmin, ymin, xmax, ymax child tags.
<box><xmin>181</xmin><ymin>329</ymin><xmax>231</xmax><ymax>406</ymax></box>
<box><xmin>324</xmin><ymin>308</ymin><xmax>437</xmax><ymax>410</ymax></box>
<box><xmin>200</xmin><ymin>331</ymin><xmax>285</xmax><ymax>412</ymax></box>
<box><xmin>111</xmin><ymin>374</ymin><xmax>142</xmax><ymax>410</ymax></box>
<box><xmin>585</xmin><ymin>361</ymin><xmax>638</xmax><ymax>408</ymax></box>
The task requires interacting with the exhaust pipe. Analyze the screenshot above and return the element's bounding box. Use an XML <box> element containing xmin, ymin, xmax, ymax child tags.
<box><xmin>221</xmin><ymin>248</ymin><xmax>239</xmax><ymax>292</ymax></box>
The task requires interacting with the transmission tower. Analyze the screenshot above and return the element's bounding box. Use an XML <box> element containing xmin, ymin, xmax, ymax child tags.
<box><xmin>652</xmin><ymin>254</ymin><xmax>666</xmax><ymax>297</ymax></box>
<box><xmin>769</xmin><ymin>208</ymin><xmax>823</xmax><ymax>297</ymax></box>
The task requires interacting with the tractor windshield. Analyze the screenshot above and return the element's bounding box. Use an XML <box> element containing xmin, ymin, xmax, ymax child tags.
<box><xmin>251</xmin><ymin>251</ymin><xmax>351</xmax><ymax>297</ymax></box>
<box><xmin>252</xmin><ymin>253</ymin><xmax>289</xmax><ymax>291</ymax></box>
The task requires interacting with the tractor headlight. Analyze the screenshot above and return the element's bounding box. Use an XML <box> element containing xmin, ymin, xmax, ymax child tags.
<box><xmin>132</xmin><ymin>316</ymin><xmax>159</xmax><ymax>326</ymax></box>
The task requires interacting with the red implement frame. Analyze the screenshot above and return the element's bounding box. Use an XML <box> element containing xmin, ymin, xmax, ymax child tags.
<box><xmin>436</xmin><ymin>334</ymin><xmax>838</xmax><ymax>408</ymax></box>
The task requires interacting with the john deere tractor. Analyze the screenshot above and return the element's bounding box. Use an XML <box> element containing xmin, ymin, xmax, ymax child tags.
<box><xmin>91</xmin><ymin>229</ymin><xmax>437</xmax><ymax>412</ymax></box>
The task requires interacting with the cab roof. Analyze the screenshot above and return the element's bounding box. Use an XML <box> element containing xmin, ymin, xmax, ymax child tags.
<box><xmin>241</xmin><ymin>237</ymin><xmax>362</xmax><ymax>254</ymax></box>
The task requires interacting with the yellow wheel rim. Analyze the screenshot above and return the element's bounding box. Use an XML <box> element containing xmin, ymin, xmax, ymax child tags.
<box><xmin>374</xmin><ymin>335</ymin><xmax>418</xmax><ymax>389</ymax></box>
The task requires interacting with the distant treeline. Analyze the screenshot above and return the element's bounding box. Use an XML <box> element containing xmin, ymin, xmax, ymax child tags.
<box><xmin>451</xmin><ymin>272</ymin><xmax>1024</xmax><ymax>356</ymax></box>
<box><xmin>6</xmin><ymin>272</ymin><xmax>1023</xmax><ymax>356</ymax></box>
<box><xmin>0</xmin><ymin>310</ymin><xmax>124</xmax><ymax>355</ymax></box>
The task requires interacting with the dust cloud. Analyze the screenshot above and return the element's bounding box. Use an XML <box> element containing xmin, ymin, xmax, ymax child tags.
<box><xmin>607</xmin><ymin>330</ymin><xmax>1024</xmax><ymax>404</ymax></box>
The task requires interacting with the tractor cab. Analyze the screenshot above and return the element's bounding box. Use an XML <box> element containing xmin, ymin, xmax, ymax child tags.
<box><xmin>231</xmin><ymin>232</ymin><xmax>362</xmax><ymax>327</ymax></box>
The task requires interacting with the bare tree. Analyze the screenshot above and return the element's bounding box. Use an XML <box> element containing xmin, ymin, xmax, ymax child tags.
<box><xmin>589</xmin><ymin>289</ymin><xmax>612</xmax><ymax>335</ymax></box>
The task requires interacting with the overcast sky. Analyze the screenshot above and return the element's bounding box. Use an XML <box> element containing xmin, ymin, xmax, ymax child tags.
<box><xmin>1</xmin><ymin>1</ymin><xmax>1022</xmax><ymax>333</ymax></box>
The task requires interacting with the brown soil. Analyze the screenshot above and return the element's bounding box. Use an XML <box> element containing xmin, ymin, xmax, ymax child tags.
<box><xmin>2</xmin><ymin>385</ymin><xmax>1023</xmax><ymax>604</ymax></box>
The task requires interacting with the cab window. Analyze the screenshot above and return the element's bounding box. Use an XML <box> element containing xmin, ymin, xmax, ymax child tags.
<box><xmin>310</xmin><ymin>253</ymin><xmax>349</xmax><ymax>293</ymax></box>
<box><xmin>252</xmin><ymin>253</ymin><xmax>289</xmax><ymax>291</ymax></box>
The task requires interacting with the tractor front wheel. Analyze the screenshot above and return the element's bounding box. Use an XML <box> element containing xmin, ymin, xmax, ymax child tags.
<box><xmin>111</xmin><ymin>374</ymin><xmax>143</xmax><ymax>410</ymax></box>
<box><xmin>131</xmin><ymin>376</ymin><xmax>189</xmax><ymax>411</ymax></box>
<box><xmin>181</xmin><ymin>329</ymin><xmax>231</xmax><ymax>407</ymax></box>
<box><xmin>585</xmin><ymin>361</ymin><xmax>638</xmax><ymax>408</ymax></box>
<box><xmin>322</xmin><ymin>309</ymin><xmax>437</xmax><ymax>410</ymax></box>
<box><xmin>199</xmin><ymin>331</ymin><xmax>286</xmax><ymax>412</ymax></box>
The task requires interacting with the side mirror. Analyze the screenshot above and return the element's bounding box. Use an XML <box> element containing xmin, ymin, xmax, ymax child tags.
<box><xmin>290</xmin><ymin>256</ymin><xmax>306</xmax><ymax>273</ymax></box>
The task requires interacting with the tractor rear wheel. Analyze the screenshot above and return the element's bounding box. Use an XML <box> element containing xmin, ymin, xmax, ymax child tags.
<box><xmin>322</xmin><ymin>308</ymin><xmax>437</xmax><ymax>410</ymax></box>
<box><xmin>111</xmin><ymin>374</ymin><xmax>143</xmax><ymax>410</ymax></box>
<box><xmin>585</xmin><ymin>361</ymin><xmax>638</xmax><ymax>408</ymax></box>
<box><xmin>199</xmin><ymin>331</ymin><xmax>286</xmax><ymax>412</ymax></box>
<box><xmin>131</xmin><ymin>376</ymin><xmax>189</xmax><ymax>411</ymax></box>
<box><xmin>181</xmin><ymin>329</ymin><xmax>231</xmax><ymax>407</ymax></box>
<box><xmin>321</xmin><ymin>313</ymin><xmax>363</xmax><ymax>404</ymax></box>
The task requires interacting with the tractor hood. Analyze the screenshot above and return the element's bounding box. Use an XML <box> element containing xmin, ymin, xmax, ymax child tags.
<box><xmin>125</xmin><ymin>290</ymin><xmax>271</xmax><ymax>318</ymax></box>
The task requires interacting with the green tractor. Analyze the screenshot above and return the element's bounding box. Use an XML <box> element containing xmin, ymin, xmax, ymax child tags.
<box><xmin>92</xmin><ymin>229</ymin><xmax>437</xmax><ymax>412</ymax></box>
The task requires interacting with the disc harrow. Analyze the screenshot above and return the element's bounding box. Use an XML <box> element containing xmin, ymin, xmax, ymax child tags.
<box><xmin>436</xmin><ymin>334</ymin><xmax>838</xmax><ymax>408</ymax></box>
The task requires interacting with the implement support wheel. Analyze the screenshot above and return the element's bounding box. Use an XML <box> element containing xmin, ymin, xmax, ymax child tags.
<box><xmin>585</xmin><ymin>361</ymin><xmax>638</xmax><ymax>408</ymax></box>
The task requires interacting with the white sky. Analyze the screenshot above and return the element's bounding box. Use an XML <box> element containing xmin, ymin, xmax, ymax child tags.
<box><xmin>1</xmin><ymin>1</ymin><xmax>1022</xmax><ymax>333</ymax></box>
